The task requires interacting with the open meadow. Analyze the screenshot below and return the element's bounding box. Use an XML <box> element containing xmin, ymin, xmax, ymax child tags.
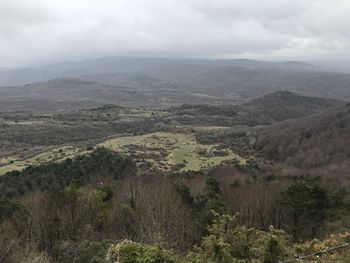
<box><xmin>99</xmin><ymin>131</ymin><xmax>245</xmax><ymax>172</ymax></box>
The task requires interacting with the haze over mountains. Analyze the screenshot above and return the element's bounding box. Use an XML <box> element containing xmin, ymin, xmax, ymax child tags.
<box><xmin>0</xmin><ymin>57</ymin><xmax>318</xmax><ymax>86</ymax></box>
<box><xmin>0</xmin><ymin>56</ymin><xmax>350</xmax><ymax>111</ymax></box>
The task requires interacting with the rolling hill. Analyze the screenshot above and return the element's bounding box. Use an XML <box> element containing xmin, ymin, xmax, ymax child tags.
<box><xmin>0</xmin><ymin>57</ymin><xmax>319</xmax><ymax>87</ymax></box>
<box><xmin>164</xmin><ymin>66</ymin><xmax>350</xmax><ymax>100</ymax></box>
<box><xmin>0</xmin><ymin>78</ymin><xmax>236</xmax><ymax>111</ymax></box>
<box><xmin>250</xmin><ymin>103</ymin><xmax>350</xmax><ymax>169</ymax></box>
<box><xmin>241</xmin><ymin>90</ymin><xmax>343</xmax><ymax>121</ymax></box>
<box><xmin>1</xmin><ymin>56</ymin><xmax>350</xmax><ymax>112</ymax></box>
<box><xmin>170</xmin><ymin>91</ymin><xmax>343</xmax><ymax>128</ymax></box>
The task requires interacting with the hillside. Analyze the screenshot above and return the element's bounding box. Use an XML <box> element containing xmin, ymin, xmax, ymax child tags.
<box><xmin>242</xmin><ymin>91</ymin><xmax>343</xmax><ymax>121</ymax></box>
<box><xmin>84</xmin><ymin>62</ymin><xmax>350</xmax><ymax>101</ymax></box>
<box><xmin>170</xmin><ymin>66</ymin><xmax>350</xmax><ymax>100</ymax></box>
<box><xmin>0</xmin><ymin>78</ymin><xmax>236</xmax><ymax>111</ymax></box>
<box><xmin>0</xmin><ymin>92</ymin><xmax>349</xmax><ymax>262</ymax></box>
<box><xmin>251</xmin><ymin>103</ymin><xmax>350</xmax><ymax>169</ymax></box>
<box><xmin>169</xmin><ymin>92</ymin><xmax>342</xmax><ymax>129</ymax></box>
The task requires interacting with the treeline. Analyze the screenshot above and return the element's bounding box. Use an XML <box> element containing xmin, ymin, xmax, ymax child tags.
<box><xmin>0</xmin><ymin>149</ymin><xmax>349</xmax><ymax>262</ymax></box>
<box><xmin>168</xmin><ymin>104</ymin><xmax>274</xmax><ymax>127</ymax></box>
<box><xmin>0</xmin><ymin>148</ymin><xmax>134</xmax><ymax>200</ymax></box>
<box><xmin>0</xmin><ymin>148</ymin><xmax>134</xmax><ymax>222</ymax></box>
<box><xmin>0</xmin><ymin>118</ymin><xmax>158</xmax><ymax>153</ymax></box>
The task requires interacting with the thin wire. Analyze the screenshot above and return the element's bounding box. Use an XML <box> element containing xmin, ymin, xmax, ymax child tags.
<box><xmin>278</xmin><ymin>242</ymin><xmax>350</xmax><ymax>263</ymax></box>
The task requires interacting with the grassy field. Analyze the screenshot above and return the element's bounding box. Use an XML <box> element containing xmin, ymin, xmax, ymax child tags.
<box><xmin>0</xmin><ymin>130</ymin><xmax>245</xmax><ymax>175</ymax></box>
<box><xmin>99</xmin><ymin>132</ymin><xmax>245</xmax><ymax>172</ymax></box>
<box><xmin>0</xmin><ymin>146</ymin><xmax>87</xmax><ymax>175</ymax></box>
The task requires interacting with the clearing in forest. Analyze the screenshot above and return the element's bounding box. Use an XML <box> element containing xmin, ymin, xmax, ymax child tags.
<box><xmin>0</xmin><ymin>131</ymin><xmax>245</xmax><ymax>175</ymax></box>
<box><xmin>99</xmin><ymin>132</ymin><xmax>245</xmax><ymax>171</ymax></box>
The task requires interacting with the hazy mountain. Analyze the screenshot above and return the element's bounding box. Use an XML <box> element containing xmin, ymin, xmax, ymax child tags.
<box><xmin>0</xmin><ymin>99</ymin><xmax>103</xmax><ymax>112</ymax></box>
<box><xmin>310</xmin><ymin>60</ymin><xmax>350</xmax><ymax>73</ymax></box>
<box><xmin>0</xmin><ymin>57</ymin><xmax>171</xmax><ymax>87</ymax></box>
<box><xmin>0</xmin><ymin>78</ymin><xmax>236</xmax><ymax>111</ymax></box>
<box><xmin>81</xmin><ymin>72</ymin><xmax>178</xmax><ymax>90</ymax></box>
<box><xmin>1</xmin><ymin>56</ymin><xmax>350</xmax><ymax>110</ymax></box>
<box><xmin>0</xmin><ymin>56</ymin><xmax>320</xmax><ymax>87</ymax></box>
<box><xmin>163</xmin><ymin>66</ymin><xmax>350</xmax><ymax>100</ymax></box>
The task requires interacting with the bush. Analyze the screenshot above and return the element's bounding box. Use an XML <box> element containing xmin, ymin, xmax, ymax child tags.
<box><xmin>187</xmin><ymin>212</ymin><xmax>290</xmax><ymax>263</ymax></box>
<box><xmin>107</xmin><ymin>240</ymin><xmax>144</xmax><ymax>263</ymax></box>
<box><xmin>106</xmin><ymin>239</ymin><xmax>176</xmax><ymax>263</ymax></box>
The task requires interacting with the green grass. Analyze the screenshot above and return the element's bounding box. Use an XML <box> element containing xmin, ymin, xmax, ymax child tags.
<box><xmin>0</xmin><ymin>156</ymin><xmax>17</xmax><ymax>166</ymax></box>
<box><xmin>0</xmin><ymin>131</ymin><xmax>245</xmax><ymax>175</ymax></box>
<box><xmin>0</xmin><ymin>146</ymin><xmax>87</xmax><ymax>175</ymax></box>
<box><xmin>99</xmin><ymin>132</ymin><xmax>245</xmax><ymax>172</ymax></box>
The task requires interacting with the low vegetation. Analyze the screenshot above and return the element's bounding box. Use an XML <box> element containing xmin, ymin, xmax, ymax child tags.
<box><xmin>99</xmin><ymin>132</ymin><xmax>245</xmax><ymax>172</ymax></box>
<box><xmin>0</xmin><ymin>146</ymin><xmax>86</xmax><ymax>175</ymax></box>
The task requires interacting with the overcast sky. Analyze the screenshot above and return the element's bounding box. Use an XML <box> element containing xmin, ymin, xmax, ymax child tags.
<box><xmin>1</xmin><ymin>0</ymin><xmax>350</xmax><ymax>67</ymax></box>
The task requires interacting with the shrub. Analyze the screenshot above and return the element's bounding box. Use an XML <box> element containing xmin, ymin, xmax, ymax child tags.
<box><xmin>187</xmin><ymin>212</ymin><xmax>290</xmax><ymax>263</ymax></box>
<box><xmin>106</xmin><ymin>239</ymin><xmax>176</xmax><ymax>263</ymax></box>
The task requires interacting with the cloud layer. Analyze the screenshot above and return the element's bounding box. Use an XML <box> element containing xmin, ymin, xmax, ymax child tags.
<box><xmin>1</xmin><ymin>0</ymin><xmax>350</xmax><ymax>66</ymax></box>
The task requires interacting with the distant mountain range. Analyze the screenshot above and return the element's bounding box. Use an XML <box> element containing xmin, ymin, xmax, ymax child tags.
<box><xmin>0</xmin><ymin>57</ymin><xmax>319</xmax><ymax>87</ymax></box>
<box><xmin>0</xmin><ymin>56</ymin><xmax>350</xmax><ymax>111</ymax></box>
<box><xmin>0</xmin><ymin>77</ymin><xmax>235</xmax><ymax>111</ymax></box>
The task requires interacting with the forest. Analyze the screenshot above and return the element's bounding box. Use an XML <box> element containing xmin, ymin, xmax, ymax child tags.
<box><xmin>1</xmin><ymin>146</ymin><xmax>350</xmax><ymax>262</ymax></box>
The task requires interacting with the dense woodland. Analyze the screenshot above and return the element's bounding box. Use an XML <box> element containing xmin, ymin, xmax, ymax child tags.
<box><xmin>250</xmin><ymin>103</ymin><xmax>350</xmax><ymax>169</ymax></box>
<box><xmin>1</xmin><ymin>148</ymin><xmax>350</xmax><ymax>262</ymax></box>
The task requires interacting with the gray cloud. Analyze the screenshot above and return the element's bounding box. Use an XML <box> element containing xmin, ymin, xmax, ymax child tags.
<box><xmin>0</xmin><ymin>0</ymin><xmax>349</xmax><ymax>67</ymax></box>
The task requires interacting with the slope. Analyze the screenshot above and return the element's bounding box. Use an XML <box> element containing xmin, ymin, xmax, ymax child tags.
<box><xmin>250</xmin><ymin>103</ymin><xmax>350</xmax><ymax>169</ymax></box>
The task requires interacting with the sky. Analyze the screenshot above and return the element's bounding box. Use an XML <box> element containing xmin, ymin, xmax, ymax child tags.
<box><xmin>1</xmin><ymin>0</ymin><xmax>350</xmax><ymax>67</ymax></box>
